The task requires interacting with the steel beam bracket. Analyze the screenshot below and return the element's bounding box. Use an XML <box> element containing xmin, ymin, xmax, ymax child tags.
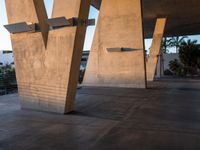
<box><xmin>107</xmin><ymin>47</ymin><xmax>142</xmax><ymax>52</ymax></box>
<box><xmin>46</xmin><ymin>17</ymin><xmax>95</xmax><ymax>29</ymax></box>
<box><xmin>4</xmin><ymin>22</ymin><xmax>38</xmax><ymax>34</ymax></box>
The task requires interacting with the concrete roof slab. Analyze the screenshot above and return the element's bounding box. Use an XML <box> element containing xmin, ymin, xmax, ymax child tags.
<box><xmin>91</xmin><ymin>0</ymin><xmax>200</xmax><ymax>38</ymax></box>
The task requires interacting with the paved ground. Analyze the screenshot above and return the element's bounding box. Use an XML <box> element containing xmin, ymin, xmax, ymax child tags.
<box><xmin>0</xmin><ymin>79</ymin><xmax>200</xmax><ymax>150</ymax></box>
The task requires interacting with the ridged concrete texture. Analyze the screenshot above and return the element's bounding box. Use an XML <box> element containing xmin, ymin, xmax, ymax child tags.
<box><xmin>6</xmin><ymin>0</ymin><xmax>91</xmax><ymax>113</ymax></box>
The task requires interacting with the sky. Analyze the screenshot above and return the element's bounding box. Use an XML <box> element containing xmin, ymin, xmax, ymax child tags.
<box><xmin>0</xmin><ymin>0</ymin><xmax>200</xmax><ymax>52</ymax></box>
<box><xmin>0</xmin><ymin>0</ymin><xmax>98</xmax><ymax>51</ymax></box>
<box><xmin>0</xmin><ymin>0</ymin><xmax>11</xmax><ymax>50</ymax></box>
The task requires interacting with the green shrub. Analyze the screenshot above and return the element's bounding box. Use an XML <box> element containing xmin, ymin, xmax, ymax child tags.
<box><xmin>164</xmin><ymin>69</ymin><xmax>173</xmax><ymax>76</ymax></box>
<box><xmin>169</xmin><ymin>59</ymin><xmax>185</xmax><ymax>76</ymax></box>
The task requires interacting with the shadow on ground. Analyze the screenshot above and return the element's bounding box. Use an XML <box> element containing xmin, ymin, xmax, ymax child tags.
<box><xmin>0</xmin><ymin>79</ymin><xmax>200</xmax><ymax>150</ymax></box>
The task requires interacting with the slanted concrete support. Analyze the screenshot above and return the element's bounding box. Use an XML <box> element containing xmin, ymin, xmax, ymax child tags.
<box><xmin>146</xmin><ymin>18</ymin><xmax>167</xmax><ymax>81</ymax></box>
<box><xmin>5</xmin><ymin>0</ymin><xmax>91</xmax><ymax>113</ymax></box>
<box><xmin>83</xmin><ymin>0</ymin><xmax>147</xmax><ymax>88</ymax></box>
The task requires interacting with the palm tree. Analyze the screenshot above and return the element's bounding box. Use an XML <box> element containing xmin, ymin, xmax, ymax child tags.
<box><xmin>161</xmin><ymin>36</ymin><xmax>188</xmax><ymax>53</ymax></box>
<box><xmin>169</xmin><ymin>36</ymin><xmax>188</xmax><ymax>53</ymax></box>
<box><xmin>161</xmin><ymin>37</ymin><xmax>173</xmax><ymax>54</ymax></box>
<box><xmin>179</xmin><ymin>39</ymin><xmax>200</xmax><ymax>74</ymax></box>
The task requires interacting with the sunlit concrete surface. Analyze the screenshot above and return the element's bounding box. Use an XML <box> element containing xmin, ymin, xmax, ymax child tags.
<box><xmin>6</xmin><ymin>0</ymin><xmax>91</xmax><ymax>113</ymax></box>
<box><xmin>147</xmin><ymin>18</ymin><xmax>166</xmax><ymax>81</ymax></box>
<box><xmin>0</xmin><ymin>79</ymin><xmax>200</xmax><ymax>149</ymax></box>
<box><xmin>84</xmin><ymin>0</ymin><xmax>146</xmax><ymax>88</ymax></box>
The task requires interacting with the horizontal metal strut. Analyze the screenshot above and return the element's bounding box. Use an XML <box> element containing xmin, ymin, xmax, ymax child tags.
<box><xmin>107</xmin><ymin>47</ymin><xmax>142</xmax><ymax>52</ymax></box>
<box><xmin>4</xmin><ymin>22</ymin><xmax>36</xmax><ymax>34</ymax></box>
<box><xmin>46</xmin><ymin>17</ymin><xmax>95</xmax><ymax>29</ymax></box>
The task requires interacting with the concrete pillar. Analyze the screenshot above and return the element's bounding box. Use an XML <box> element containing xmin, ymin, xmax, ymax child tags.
<box><xmin>146</xmin><ymin>18</ymin><xmax>167</xmax><ymax>81</ymax></box>
<box><xmin>5</xmin><ymin>0</ymin><xmax>91</xmax><ymax>113</ymax></box>
<box><xmin>83</xmin><ymin>0</ymin><xmax>147</xmax><ymax>88</ymax></box>
<box><xmin>155</xmin><ymin>55</ymin><xmax>161</xmax><ymax>78</ymax></box>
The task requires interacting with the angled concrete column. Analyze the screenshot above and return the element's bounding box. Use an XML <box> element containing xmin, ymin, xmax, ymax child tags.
<box><xmin>83</xmin><ymin>0</ymin><xmax>147</xmax><ymax>88</ymax></box>
<box><xmin>146</xmin><ymin>18</ymin><xmax>167</xmax><ymax>81</ymax></box>
<box><xmin>5</xmin><ymin>0</ymin><xmax>91</xmax><ymax>113</ymax></box>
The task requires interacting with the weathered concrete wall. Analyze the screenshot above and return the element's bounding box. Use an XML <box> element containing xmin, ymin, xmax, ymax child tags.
<box><xmin>5</xmin><ymin>0</ymin><xmax>91</xmax><ymax>113</ymax></box>
<box><xmin>147</xmin><ymin>18</ymin><xmax>167</xmax><ymax>81</ymax></box>
<box><xmin>83</xmin><ymin>0</ymin><xmax>146</xmax><ymax>88</ymax></box>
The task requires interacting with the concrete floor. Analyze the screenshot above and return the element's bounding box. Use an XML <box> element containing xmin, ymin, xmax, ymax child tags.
<box><xmin>0</xmin><ymin>79</ymin><xmax>200</xmax><ymax>150</ymax></box>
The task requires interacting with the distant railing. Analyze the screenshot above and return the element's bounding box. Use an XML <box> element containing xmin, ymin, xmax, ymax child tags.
<box><xmin>0</xmin><ymin>65</ymin><xmax>17</xmax><ymax>95</ymax></box>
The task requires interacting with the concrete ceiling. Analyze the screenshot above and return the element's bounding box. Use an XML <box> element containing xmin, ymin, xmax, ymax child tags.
<box><xmin>91</xmin><ymin>0</ymin><xmax>200</xmax><ymax>38</ymax></box>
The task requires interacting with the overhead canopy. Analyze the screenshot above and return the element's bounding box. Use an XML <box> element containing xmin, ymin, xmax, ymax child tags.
<box><xmin>91</xmin><ymin>0</ymin><xmax>101</xmax><ymax>10</ymax></box>
<box><xmin>91</xmin><ymin>0</ymin><xmax>200</xmax><ymax>38</ymax></box>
